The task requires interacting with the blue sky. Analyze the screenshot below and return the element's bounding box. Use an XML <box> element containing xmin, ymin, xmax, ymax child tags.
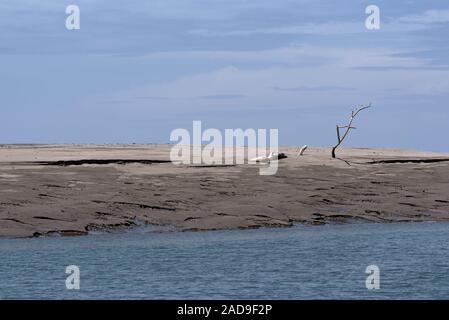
<box><xmin>1</xmin><ymin>0</ymin><xmax>449</xmax><ymax>151</ymax></box>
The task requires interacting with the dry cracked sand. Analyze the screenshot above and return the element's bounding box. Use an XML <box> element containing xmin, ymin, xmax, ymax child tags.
<box><xmin>1</xmin><ymin>144</ymin><xmax>449</xmax><ymax>238</ymax></box>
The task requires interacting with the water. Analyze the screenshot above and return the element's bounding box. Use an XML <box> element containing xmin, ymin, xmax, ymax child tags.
<box><xmin>1</xmin><ymin>222</ymin><xmax>449</xmax><ymax>299</ymax></box>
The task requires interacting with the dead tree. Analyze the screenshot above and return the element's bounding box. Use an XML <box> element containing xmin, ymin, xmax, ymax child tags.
<box><xmin>332</xmin><ymin>104</ymin><xmax>371</xmax><ymax>158</ymax></box>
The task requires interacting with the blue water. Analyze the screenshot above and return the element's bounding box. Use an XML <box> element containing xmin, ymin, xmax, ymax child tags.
<box><xmin>1</xmin><ymin>222</ymin><xmax>449</xmax><ymax>299</ymax></box>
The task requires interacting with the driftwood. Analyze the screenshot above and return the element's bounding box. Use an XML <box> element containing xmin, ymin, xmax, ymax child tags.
<box><xmin>251</xmin><ymin>152</ymin><xmax>287</xmax><ymax>163</ymax></box>
<box><xmin>297</xmin><ymin>145</ymin><xmax>308</xmax><ymax>157</ymax></box>
<box><xmin>332</xmin><ymin>104</ymin><xmax>371</xmax><ymax>158</ymax></box>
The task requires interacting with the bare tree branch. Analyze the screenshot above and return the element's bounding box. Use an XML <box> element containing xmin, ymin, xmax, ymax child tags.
<box><xmin>331</xmin><ymin>104</ymin><xmax>372</xmax><ymax>158</ymax></box>
<box><xmin>336</xmin><ymin>125</ymin><xmax>341</xmax><ymax>142</ymax></box>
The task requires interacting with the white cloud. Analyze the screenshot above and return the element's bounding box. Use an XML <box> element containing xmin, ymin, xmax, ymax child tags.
<box><xmin>87</xmin><ymin>45</ymin><xmax>449</xmax><ymax>113</ymax></box>
<box><xmin>189</xmin><ymin>9</ymin><xmax>449</xmax><ymax>37</ymax></box>
<box><xmin>136</xmin><ymin>45</ymin><xmax>432</xmax><ymax>70</ymax></box>
<box><xmin>398</xmin><ymin>9</ymin><xmax>449</xmax><ymax>24</ymax></box>
<box><xmin>189</xmin><ymin>21</ymin><xmax>365</xmax><ymax>36</ymax></box>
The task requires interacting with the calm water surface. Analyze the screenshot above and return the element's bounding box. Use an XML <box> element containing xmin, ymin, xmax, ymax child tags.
<box><xmin>1</xmin><ymin>222</ymin><xmax>449</xmax><ymax>299</ymax></box>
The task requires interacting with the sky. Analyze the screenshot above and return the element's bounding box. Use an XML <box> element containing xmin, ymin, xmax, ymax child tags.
<box><xmin>1</xmin><ymin>0</ymin><xmax>448</xmax><ymax>151</ymax></box>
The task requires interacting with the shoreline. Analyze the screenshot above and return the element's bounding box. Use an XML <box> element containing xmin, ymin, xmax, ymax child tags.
<box><xmin>2</xmin><ymin>219</ymin><xmax>447</xmax><ymax>241</ymax></box>
<box><xmin>1</xmin><ymin>144</ymin><xmax>449</xmax><ymax>238</ymax></box>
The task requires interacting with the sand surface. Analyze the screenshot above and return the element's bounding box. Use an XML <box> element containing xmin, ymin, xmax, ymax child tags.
<box><xmin>1</xmin><ymin>144</ymin><xmax>449</xmax><ymax>237</ymax></box>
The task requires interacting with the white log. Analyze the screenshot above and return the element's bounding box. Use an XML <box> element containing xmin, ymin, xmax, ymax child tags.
<box><xmin>297</xmin><ymin>145</ymin><xmax>308</xmax><ymax>156</ymax></box>
<box><xmin>251</xmin><ymin>152</ymin><xmax>287</xmax><ymax>163</ymax></box>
